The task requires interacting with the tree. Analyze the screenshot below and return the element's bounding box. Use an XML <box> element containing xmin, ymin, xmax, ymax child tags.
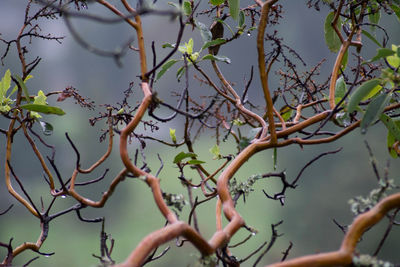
<box><xmin>1</xmin><ymin>0</ymin><xmax>400</xmax><ymax>266</ymax></box>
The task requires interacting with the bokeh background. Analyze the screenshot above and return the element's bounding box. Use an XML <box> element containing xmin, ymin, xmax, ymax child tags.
<box><xmin>1</xmin><ymin>1</ymin><xmax>400</xmax><ymax>266</ymax></box>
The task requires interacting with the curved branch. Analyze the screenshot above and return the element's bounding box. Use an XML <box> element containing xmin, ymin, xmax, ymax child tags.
<box><xmin>96</xmin><ymin>0</ymin><xmax>138</xmax><ymax>30</ymax></box>
<box><xmin>210</xmin><ymin>60</ymin><xmax>267</xmax><ymax>133</ymax></box>
<box><xmin>267</xmin><ymin>192</ymin><xmax>400</xmax><ymax>267</ymax></box>
<box><xmin>5</xmin><ymin>118</ymin><xmax>39</xmax><ymax>218</ymax></box>
<box><xmin>67</xmin><ymin>109</ymin><xmax>114</xmax><ymax>174</ymax></box>
<box><xmin>257</xmin><ymin>0</ymin><xmax>279</xmax><ymax>143</ymax></box>
<box><xmin>21</xmin><ymin>122</ymin><xmax>56</xmax><ymax>193</ymax></box>
<box><xmin>68</xmin><ymin>168</ymin><xmax>128</xmax><ymax>207</ymax></box>
<box><xmin>117</xmin><ymin>222</ymin><xmax>214</xmax><ymax>267</ymax></box>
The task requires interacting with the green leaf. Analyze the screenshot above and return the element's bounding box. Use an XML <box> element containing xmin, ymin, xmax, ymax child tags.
<box><xmin>187</xmin><ymin>38</ymin><xmax>194</xmax><ymax>54</ymax></box>
<box><xmin>0</xmin><ymin>105</ymin><xmax>11</xmax><ymax>113</ymax></box>
<box><xmin>0</xmin><ymin>78</ymin><xmax>5</xmax><ymax>102</ymax></box>
<box><xmin>387</xmin><ymin>45</ymin><xmax>400</xmax><ymax>68</ymax></box>
<box><xmin>280</xmin><ymin>106</ymin><xmax>292</xmax><ymax>121</ymax></box>
<box><xmin>39</xmin><ymin>121</ymin><xmax>54</xmax><ymax>136</ymax></box>
<box><xmin>187</xmin><ymin>159</ymin><xmax>206</xmax><ymax>165</ymax></box>
<box><xmin>8</xmin><ymin>75</ymin><xmax>33</xmax><ymax>98</ymax></box>
<box><xmin>361</xmin><ymin>93</ymin><xmax>391</xmax><ymax>134</ymax></box>
<box><xmin>367</xmin><ymin>48</ymin><xmax>395</xmax><ymax>63</ymax></box>
<box><xmin>362</xmin><ymin>84</ymin><xmax>382</xmax><ymax>101</ymax></box>
<box><xmin>0</xmin><ymin>70</ymin><xmax>11</xmax><ymax>98</ymax></box>
<box><xmin>247</xmin><ymin>26</ymin><xmax>257</xmax><ymax>32</ymax></box>
<box><xmin>380</xmin><ymin>114</ymin><xmax>400</xmax><ymax>141</ymax></box>
<box><xmin>387</xmin><ymin>132</ymin><xmax>399</xmax><ymax>158</ymax></box>
<box><xmin>228</xmin><ymin>0</ymin><xmax>240</xmax><ymax>21</ymax></box>
<box><xmin>209</xmin><ymin>144</ymin><xmax>221</xmax><ymax>159</ymax></box>
<box><xmin>178</xmin><ymin>38</ymin><xmax>194</xmax><ymax>55</ymax></box>
<box><xmin>33</xmin><ymin>90</ymin><xmax>47</xmax><ymax>105</ymax></box>
<box><xmin>20</xmin><ymin>104</ymin><xmax>66</xmax><ymax>115</ymax></box>
<box><xmin>201</xmin><ymin>54</ymin><xmax>231</xmax><ymax>64</ymax></box>
<box><xmin>176</xmin><ymin>66</ymin><xmax>185</xmax><ymax>81</ymax></box>
<box><xmin>169</xmin><ymin>128</ymin><xmax>177</xmax><ymax>143</ymax></box>
<box><xmin>362</xmin><ymin>30</ymin><xmax>382</xmax><ymax>47</ymax></box>
<box><xmin>347</xmin><ymin>79</ymin><xmax>381</xmax><ymax>114</ymax></box>
<box><xmin>196</xmin><ymin>21</ymin><xmax>212</xmax><ymax>42</ymax></box>
<box><xmin>201</xmin><ymin>38</ymin><xmax>226</xmax><ymax>51</ymax></box>
<box><xmin>15</xmin><ymin>75</ymin><xmax>31</xmax><ymax>103</ymax></box>
<box><xmin>391</xmin><ymin>4</ymin><xmax>400</xmax><ymax>22</ymax></box>
<box><xmin>8</xmin><ymin>86</ymin><xmax>18</xmax><ymax>98</ymax></box>
<box><xmin>173</xmin><ymin>151</ymin><xmax>197</xmax><ymax>164</ymax></box>
<box><xmin>238</xmin><ymin>10</ymin><xmax>245</xmax><ymax>28</ymax></box>
<box><xmin>162</xmin><ymin>43</ymin><xmax>175</xmax><ymax>49</ymax></box>
<box><xmin>0</xmin><ymin>83</ymin><xmax>4</xmax><ymax>101</ymax></box>
<box><xmin>335</xmin><ymin>76</ymin><xmax>346</xmax><ymax>100</ymax></box>
<box><xmin>385</xmin><ymin>117</ymin><xmax>400</xmax><ymax>158</ymax></box>
<box><xmin>189</xmin><ymin>52</ymin><xmax>200</xmax><ymax>62</ymax></box>
<box><xmin>324</xmin><ymin>12</ymin><xmax>341</xmax><ymax>53</ymax></box>
<box><xmin>0</xmin><ymin>71</ymin><xmax>13</xmax><ymax>110</ymax></box>
<box><xmin>281</xmin><ymin>110</ymin><xmax>292</xmax><ymax>121</ymax></box>
<box><xmin>183</xmin><ymin>1</ymin><xmax>192</xmax><ymax>16</ymax></box>
<box><xmin>156</xmin><ymin>59</ymin><xmax>178</xmax><ymax>80</ymax></box>
<box><xmin>210</xmin><ymin>0</ymin><xmax>224</xmax><ymax>5</ymax></box>
<box><xmin>232</xmin><ymin>119</ymin><xmax>244</xmax><ymax>126</ymax></box>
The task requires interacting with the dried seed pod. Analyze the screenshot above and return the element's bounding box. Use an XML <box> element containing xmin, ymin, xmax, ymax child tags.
<box><xmin>209</xmin><ymin>20</ymin><xmax>224</xmax><ymax>55</ymax></box>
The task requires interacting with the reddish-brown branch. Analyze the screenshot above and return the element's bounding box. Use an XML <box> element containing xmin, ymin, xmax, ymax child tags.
<box><xmin>121</xmin><ymin>0</ymin><xmax>136</xmax><ymax>14</ymax></box>
<box><xmin>216</xmin><ymin>198</ymin><xmax>222</xmax><ymax>231</ymax></box>
<box><xmin>11</xmin><ymin>223</ymin><xmax>47</xmax><ymax>258</ymax></box>
<box><xmin>3</xmin><ymin>13</ymin><xmax>41</xmax><ymax>218</ymax></box>
<box><xmin>16</xmin><ymin>21</ymin><xmax>28</xmax><ymax>77</ymax></box>
<box><xmin>68</xmin><ymin>168</ymin><xmax>128</xmax><ymax>207</ymax></box>
<box><xmin>273</xmin><ymin>107</ymin><xmax>286</xmax><ymax>129</ymax></box>
<box><xmin>257</xmin><ymin>0</ymin><xmax>279</xmax><ymax>143</ymax></box>
<box><xmin>258</xmin><ymin>110</ymin><xmax>331</xmax><ymax>145</ymax></box>
<box><xmin>95</xmin><ymin>0</ymin><xmax>147</xmax><ymax>80</ymax></box>
<box><xmin>207</xmin><ymin>144</ymin><xmax>263</xmax><ymax>249</ymax></box>
<box><xmin>192</xmin><ymin>62</ymin><xmax>236</xmax><ymax>103</ymax></box>
<box><xmin>267</xmin><ymin>192</ymin><xmax>400</xmax><ymax>267</ymax></box>
<box><xmin>135</xmin><ymin>15</ymin><xmax>148</xmax><ymax>81</ymax></box>
<box><xmin>21</xmin><ymin>123</ymin><xmax>56</xmax><ymax>192</ymax></box>
<box><xmin>210</xmin><ymin>60</ymin><xmax>267</xmax><ymax>137</ymax></box>
<box><xmin>118</xmin><ymin>84</ymin><xmax>177</xmax><ymax>220</ymax></box>
<box><xmin>328</xmin><ymin>41</ymin><xmax>350</xmax><ymax>109</ymax></box>
<box><xmin>328</xmin><ymin>0</ymin><xmax>364</xmax><ymax>109</ymax></box>
<box><xmin>5</xmin><ymin>117</ymin><xmax>39</xmax><ymax>218</ymax></box>
<box><xmin>117</xmin><ymin>222</ymin><xmax>214</xmax><ymax>267</ymax></box>
<box><xmin>96</xmin><ymin>0</ymin><xmax>138</xmax><ymax>30</ymax></box>
<box><xmin>200</xmin><ymin>158</ymin><xmax>230</xmax><ymax>193</ymax></box>
<box><xmin>276</xmin><ymin>100</ymin><xmax>400</xmax><ymax>146</ymax></box>
<box><xmin>294</xmin><ymin>100</ymin><xmax>328</xmax><ymax>123</ymax></box>
<box><xmin>331</xmin><ymin>0</ymin><xmax>345</xmax><ymax>44</ymax></box>
<box><xmin>79</xmin><ymin>110</ymin><xmax>114</xmax><ymax>173</ymax></box>
<box><xmin>119</xmin><ymin>82</ymin><xmax>152</xmax><ymax>177</ymax></box>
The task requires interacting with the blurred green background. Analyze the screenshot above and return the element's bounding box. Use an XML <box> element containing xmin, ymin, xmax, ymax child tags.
<box><xmin>1</xmin><ymin>1</ymin><xmax>400</xmax><ymax>266</ymax></box>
